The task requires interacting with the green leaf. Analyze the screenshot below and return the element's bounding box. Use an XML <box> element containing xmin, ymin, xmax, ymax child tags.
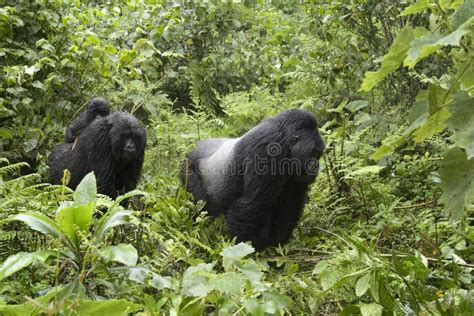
<box><xmin>399</xmin><ymin>0</ymin><xmax>429</xmax><ymax>16</ymax></box>
<box><xmin>181</xmin><ymin>263</ymin><xmax>215</xmax><ymax>297</ymax></box>
<box><xmin>95</xmin><ymin>209</ymin><xmax>133</xmax><ymax>241</ymax></box>
<box><xmin>348</xmin><ymin>166</ymin><xmax>385</xmax><ymax>177</ymax></box>
<box><xmin>412</xmin><ymin>107</ymin><xmax>450</xmax><ymax>142</ymax></box>
<box><xmin>439</xmin><ymin>148</ymin><xmax>474</xmax><ymax>220</ymax></box>
<box><xmin>370</xmin><ymin>135</ymin><xmax>405</xmax><ymax>160</ymax></box>
<box><xmin>9</xmin><ymin>212</ymin><xmax>61</xmax><ymax>238</ymax></box>
<box><xmin>360</xmin><ymin>27</ymin><xmax>415</xmax><ymax>91</ymax></box>
<box><xmin>0</xmin><ymin>250</ymin><xmax>57</xmax><ymax>280</ymax></box>
<box><xmin>359</xmin><ymin>303</ymin><xmax>383</xmax><ymax>316</ymax></box>
<box><xmin>55</xmin><ymin>202</ymin><xmax>94</xmax><ymax>244</ymax></box>
<box><xmin>446</xmin><ymin>92</ymin><xmax>474</xmax><ymax>158</ymax></box>
<box><xmin>76</xmin><ymin>300</ymin><xmax>141</xmax><ymax>315</ymax></box>
<box><xmin>74</xmin><ymin>172</ymin><xmax>96</xmax><ymax>205</ymax></box>
<box><xmin>220</xmin><ymin>242</ymin><xmax>254</xmax><ymax>260</ymax></box>
<box><xmin>355</xmin><ymin>273</ymin><xmax>371</xmax><ymax>297</ymax></box>
<box><xmin>214</xmin><ymin>272</ymin><xmax>243</xmax><ymax>294</ymax></box>
<box><xmin>404</xmin><ymin>18</ymin><xmax>473</xmax><ymax>68</ymax></box>
<box><xmin>451</xmin><ymin>0</ymin><xmax>474</xmax><ymax>29</ymax></box>
<box><xmin>346</xmin><ymin>100</ymin><xmax>368</xmax><ymax>113</ymax></box>
<box><xmin>151</xmin><ymin>273</ymin><xmax>173</xmax><ymax>290</ymax></box>
<box><xmin>99</xmin><ymin>244</ymin><xmax>138</xmax><ymax>266</ymax></box>
<box><xmin>0</xmin><ymin>252</ymin><xmax>34</xmax><ymax>280</ymax></box>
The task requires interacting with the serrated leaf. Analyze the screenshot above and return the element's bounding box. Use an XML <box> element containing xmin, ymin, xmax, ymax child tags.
<box><xmin>151</xmin><ymin>273</ymin><xmax>172</xmax><ymax>290</ymax></box>
<box><xmin>355</xmin><ymin>273</ymin><xmax>371</xmax><ymax>297</ymax></box>
<box><xmin>404</xmin><ymin>18</ymin><xmax>473</xmax><ymax>68</ymax></box>
<box><xmin>360</xmin><ymin>27</ymin><xmax>415</xmax><ymax>91</ymax></box>
<box><xmin>181</xmin><ymin>263</ymin><xmax>215</xmax><ymax>297</ymax></box>
<box><xmin>439</xmin><ymin>148</ymin><xmax>474</xmax><ymax>220</ymax></box>
<box><xmin>412</xmin><ymin>107</ymin><xmax>450</xmax><ymax>142</ymax></box>
<box><xmin>220</xmin><ymin>242</ymin><xmax>254</xmax><ymax>260</ymax></box>
<box><xmin>446</xmin><ymin>92</ymin><xmax>474</xmax><ymax>158</ymax></box>
<box><xmin>214</xmin><ymin>272</ymin><xmax>243</xmax><ymax>294</ymax></box>
<box><xmin>359</xmin><ymin>303</ymin><xmax>383</xmax><ymax>316</ymax></box>
<box><xmin>99</xmin><ymin>244</ymin><xmax>138</xmax><ymax>266</ymax></box>
<box><xmin>399</xmin><ymin>0</ymin><xmax>429</xmax><ymax>16</ymax></box>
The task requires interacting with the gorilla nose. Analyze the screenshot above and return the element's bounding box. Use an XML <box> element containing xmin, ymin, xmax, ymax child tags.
<box><xmin>125</xmin><ymin>142</ymin><xmax>136</xmax><ymax>152</ymax></box>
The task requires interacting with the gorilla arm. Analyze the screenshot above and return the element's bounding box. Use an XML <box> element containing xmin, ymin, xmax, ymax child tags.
<box><xmin>224</xmin><ymin>122</ymin><xmax>289</xmax><ymax>251</ymax></box>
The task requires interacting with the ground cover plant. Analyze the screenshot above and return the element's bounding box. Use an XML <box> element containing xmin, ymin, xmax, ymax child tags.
<box><xmin>0</xmin><ymin>0</ymin><xmax>472</xmax><ymax>314</ymax></box>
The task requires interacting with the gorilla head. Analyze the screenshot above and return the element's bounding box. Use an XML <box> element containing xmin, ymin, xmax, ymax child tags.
<box><xmin>65</xmin><ymin>97</ymin><xmax>111</xmax><ymax>143</ymax></box>
<box><xmin>108</xmin><ymin>113</ymin><xmax>146</xmax><ymax>162</ymax></box>
<box><xmin>181</xmin><ymin>109</ymin><xmax>325</xmax><ymax>251</ymax></box>
<box><xmin>49</xmin><ymin>112</ymin><xmax>146</xmax><ymax>198</ymax></box>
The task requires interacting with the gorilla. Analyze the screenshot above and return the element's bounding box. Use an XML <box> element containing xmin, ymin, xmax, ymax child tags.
<box><xmin>65</xmin><ymin>97</ymin><xmax>110</xmax><ymax>143</ymax></box>
<box><xmin>181</xmin><ymin>109</ymin><xmax>325</xmax><ymax>251</ymax></box>
<box><xmin>49</xmin><ymin>112</ymin><xmax>146</xmax><ymax>198</ymax></box>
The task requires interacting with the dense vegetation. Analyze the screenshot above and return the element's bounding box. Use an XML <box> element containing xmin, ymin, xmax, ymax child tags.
<box><xmin>0</xmin><ymin>0</ymin><xmax>473</xmax><ymax>314</ymax></box>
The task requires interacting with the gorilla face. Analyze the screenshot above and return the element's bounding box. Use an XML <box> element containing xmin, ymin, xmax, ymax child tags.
<box><xmin>108</xmin><ymin>113</ymin><xmax>146</xmax><ymax>162</ymax></box>
<box><xmin>290</xmin><ymin>128</ymin><xmax>325</xmax><ymax>185</ymax></box>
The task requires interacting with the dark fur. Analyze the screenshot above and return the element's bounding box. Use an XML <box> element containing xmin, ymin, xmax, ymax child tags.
<box><xmin>65</xmin><ymin>98</ymin><xmax>111</xmax><ymax>142</ymax></box>
<box><xmin>49</xmin><ymin>112</ymin><xmax>146</xmax><ymax>198</ymax></box>
<box><xmin>181</xmin><ymin>109</ymin><xmax>325</xmax><ymax>250</ymax></box>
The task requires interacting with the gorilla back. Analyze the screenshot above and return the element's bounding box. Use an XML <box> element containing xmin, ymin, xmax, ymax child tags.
<box><xmin>181</xmin><ymin>109</ymin><xmax>325</xmax><ymax>250</ymax></box>
<box><xmin>65</xmin><ymin>97</ymin><xmax>111</xmax><ymax>143</ymax></box>
<box><xmin>49</xmin><ymin>112</ymin><xmax>146</xmax><ymax>198</ymax></box>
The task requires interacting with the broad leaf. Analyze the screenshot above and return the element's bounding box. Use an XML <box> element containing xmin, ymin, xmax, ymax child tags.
<box><xmin>355</xmin><ymin>273</ymin><xmax>371</xmax><ymax>297</ymax></box>
<box><xmin>451</xmin><ymin>0</ymin><xmax>474</xmax><ymax>29</ymax></box>
<box><xmin>95</xmin><ymin>209</ymin><xmax>133</xmax><ymax>241</ymax></box>
<box><xmin>0</xmin><ymin>250</ymin><xmax>57</xmax><ymax>280</ymax></box>
<box><xmin>446</xmin><ymin>92</ymin><xmax>474</xmax><ymax>158</ymax></box>
<box><xmin>360</xmin><ymin>27</ymin><xmax>415</xmax><ymax>91</ymax></box>
<box><xmin>0</xmin><ymin>252</ymin><xmax>34</xmax><ymax>280</ymax></box>
<box><xmin>220</xmin><ymin>242</ymin><xmax>254</xmax><ymax>260</ymax></box>
<box><xmin>99</xmin><ymin>244</ymin><xmax>138</xmax><ymax>266</ymax></box>
<box><xmin>74</xmin><ymin>172</ymin><xmax>96</xmax><ymax>206</ymax></box>
<box><xmin>439</xmin><ymin>148</ymin><xmax>474</xmax><ymax>220</ymax></box>
<box><xmin>399</xmin><ymin>0</ymin><xmax>429</xmax><ymax>16</ymax></box>
<box><xmin>404</xmin><ymin>18</ymin><xmax>473</xmax><ymax>69</ymax></box>
<box><xmin>214</xmin><ymin>272</ymin><xmax>243</xmax><ymax>294</ymax></box>
<box><xmin>9</xmin><ymin>212</ymin><xmax>61</xmax><ymax>238</ymax></box>
<box><xmin>181</xmin><ymin>263</ymin><xmax>215</xmax><ymax>297</ymax></box>
<box><xmin>359</xmin><ymin>303</ymin><xmax>383</xmax><ymax>316</ymax></box>
<box><xmin>75</xmin><ymin>300</ymin><xmax>141</xmax><ymax>315</ymax></box>
<box><xmin>55</xmin><ymin>202</ymin><xmax>94</xmax><ymax>244</ymax></box>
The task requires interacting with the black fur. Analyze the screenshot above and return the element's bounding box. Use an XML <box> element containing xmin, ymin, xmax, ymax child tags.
<box><xmin>49</xmin><ymin>112</ymin><xmax>146</xmax><ymax>198</ymax></box>
<box><xmin>181</xmin><ymin>109</ymin><xmax>325</xmax><ymax>250</ymax></box>
<box><xmin>65</xmin><ymin>98</ymin><xmax>110</xmax><ymax>142</ymax></box>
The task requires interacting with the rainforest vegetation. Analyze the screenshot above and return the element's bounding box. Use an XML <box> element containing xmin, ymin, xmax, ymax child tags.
<box><xmin>0</xmin><ymin>0</ymin><xmax>473</xmax><ymax>314</ymax></box>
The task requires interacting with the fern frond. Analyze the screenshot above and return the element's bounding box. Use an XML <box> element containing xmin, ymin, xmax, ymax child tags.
<box><xmin>0</xmin><ymin>161</ymin><xmax>30</xmax><ymax>176</ymax></box>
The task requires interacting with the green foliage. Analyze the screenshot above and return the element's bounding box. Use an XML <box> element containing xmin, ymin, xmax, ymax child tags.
<box><xmin>0</xmin><ymin>0</ymin><xmax>473</xmax><ymax>314</ymax></box>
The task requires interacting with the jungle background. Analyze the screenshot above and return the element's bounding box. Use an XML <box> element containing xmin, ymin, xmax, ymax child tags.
<box><xmin>0</xmin><ymin>0</ymin><xmax>473</xmax><ymax>315</ymax></box>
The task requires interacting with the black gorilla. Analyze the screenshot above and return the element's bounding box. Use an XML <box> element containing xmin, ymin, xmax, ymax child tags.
<box><xmin>49</xmin><ymin>112</ymin><xmax>146</xmax><ymax>198</ymax></box>
<box><xmin>65</xmin><ymin>98</ymin><xmax>110</xmax><ymax>142</ymax></box>
<box><xmin>181</xmin><ymin>109</ymin><xmax>325</xmax><ymax>251</ymax></box>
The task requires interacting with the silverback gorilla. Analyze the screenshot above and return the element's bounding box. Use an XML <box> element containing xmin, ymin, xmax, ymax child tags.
<box><xmin>65</xmin><ymin>98</ymin><xmax>111</xmax><ymax>143</ymax></box>
<box><xmin>181</xmin><ymin>109</ymin><xmax>325</xmax><ymax>250</ymax></box>
<box><xmin>49</xmin><ymin>112</ymin><xmax>146</xmax><ymax>198</ymax></box>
